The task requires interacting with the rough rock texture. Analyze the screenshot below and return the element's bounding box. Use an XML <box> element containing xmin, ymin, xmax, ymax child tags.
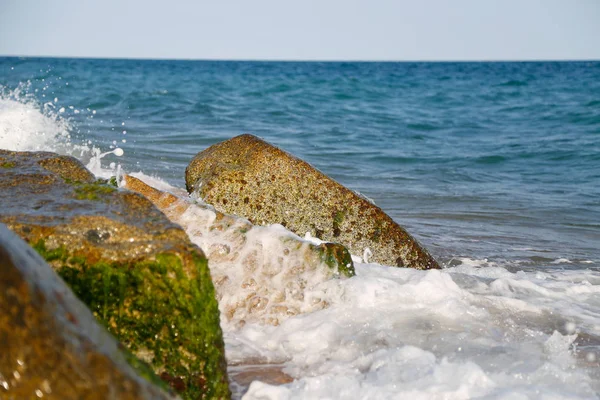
<box><xmin>0</xmin><ymin>150</ymin><xmax>230</xmax><ymax>399</ymax></box>
<box><xmin>0</xmin><ymin>223</ymin><xmax>176</xmax><ymax>400</ymax></box>
<box><xmin>124</xmin><ymin>175</ymin><xmax>354</xmax><ymax>277</ymax></box>
<box><xmin>185</xmin><ymin>134</ymin><xmax>440</xmax><ymax>270</ymax></box>
<box><xmin>124</xmin><ymin>174</ymin><xmax>354</xmax><ymax>327</ymax></box>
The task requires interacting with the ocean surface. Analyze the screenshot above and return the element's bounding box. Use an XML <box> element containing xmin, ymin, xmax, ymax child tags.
<box><xmin>1</xmin><ymin>57</ymin><xmax>600</xmax><ymax>399</ymax></box>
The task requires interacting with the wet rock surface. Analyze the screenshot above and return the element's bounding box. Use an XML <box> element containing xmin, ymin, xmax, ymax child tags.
<box><xmin>185</xmin><ymin>134</ymin><xmax>439</xmax><ymax>270</ymax></box>
<box><xmin>227</xmin><ymin>363</ymin><xmax>293</xmax><ymax>399</ymax></box>
<box><xmin>0</xmin><ymin>224</ymin><xmax>176</xmax><ymax>400</ymax></box>
<box><xmin>0</xmin><ymin>150</ymin><xmax>230</xmax><ymax>399</ymax></box>
<box><xmin>124</xmin><ymin>174</ymin><xmax>354</xmax><ymax>327</ymax></box>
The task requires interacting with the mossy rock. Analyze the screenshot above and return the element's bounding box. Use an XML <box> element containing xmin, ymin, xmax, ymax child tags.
<box><xmin>0</xmin><ymin>224</ymin><xmax>177</xmax><ymax>400</ymax></box>
<box><xmin>185</xmin><ymin>134</ymin><xmax>439</xmax><ymax>270</ymax></box>
<box><xmin>0</xmin><ymin>150</ymin><xmax>230</xmax><ymax>399</ymax></box>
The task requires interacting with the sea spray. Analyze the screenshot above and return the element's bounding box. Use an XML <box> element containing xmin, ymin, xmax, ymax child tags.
<box><xmin>0</xmin><ymin>86</ymin><xmax>125</xmax><ymax>179</ymax></box>
<box><xmin>0</xmin><ymin>96</ymin><xmax>72</xmax><ymax>152</ymax></box>
<box><xmin>85</xmin><ymin>146</ymin><xmax>125</xmax><ymax>178</ymax></box>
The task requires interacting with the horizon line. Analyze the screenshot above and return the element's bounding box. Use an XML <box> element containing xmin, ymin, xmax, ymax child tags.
<box><xmin>1</xmin><ymin>54</ymin><xmax>599</xmax><ymax>63</ymax></box>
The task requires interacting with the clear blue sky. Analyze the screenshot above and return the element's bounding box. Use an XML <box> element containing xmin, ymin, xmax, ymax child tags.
<box><xmin>1</xmin><ymin>0</ymin><xmax>599</xmax><ymax>61</ymax></box>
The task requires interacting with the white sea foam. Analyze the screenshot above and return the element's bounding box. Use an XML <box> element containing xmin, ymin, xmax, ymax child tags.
<box><xmin>85</xmin><ymin>147</ymin><xmax>124</xmax><ymax>178</ymax></box>
<box><xmin>127</xmin><ymin>171</ymin><xmax>188</xmax><ymax>196</ymax></box>
<box><xmin>0</xmin><ymin>96</ymin><xmax>72</xmax><ymax>152</ymax></box>
<box><xmin>236</xmin><ymin>262</ymin><xmax>600</xmax><ymax>399</ymax></box>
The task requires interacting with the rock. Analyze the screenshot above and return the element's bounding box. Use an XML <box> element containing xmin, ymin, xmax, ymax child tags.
<box><xmin>124</xmin><ymin>174</ymin><xmax>354</xmax><ymax>327</ymax></box>
<box><xmin>0</xmin><ymin>150</ymin><xmax>230</xmax><ymax>399</ymax></box>
<box><xmin>228</xmin><ymin>364</ymin><xmax>293</xmax><ymax>399</ymax></box>
<box><xmin>0</xmin><ymin>223</ymin><xmax>176</xmax><ymax>400</ymax></box>
<box><xmin>185</xmin><ymin>134</ymin><xmax>440</xmax><ymax>270</ymax></box>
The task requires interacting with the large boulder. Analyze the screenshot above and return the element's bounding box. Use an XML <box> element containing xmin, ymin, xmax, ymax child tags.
<box><xmin>0</xmin><ymin>150</ymin><xmax>230</xmax><ymax>399</ymax></box>
<box><xmin>124</xmin><ymin>174</ymin><xmax>354</xmax><ymax>327</ymax></box>
<box><xmin>185</xmin><ymin>134</ymin><xmax>439</xmax><ymax>270</ymax></box>
<box><xmin>0</xmin><ymin>223</ymin><xmax>176</xmax><ymax>399</ymax></box>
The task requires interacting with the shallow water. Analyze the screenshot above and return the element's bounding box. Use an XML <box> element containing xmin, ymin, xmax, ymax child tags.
<box><xmin>1</xmin><ymin>58</ymin><xmax>600</xmax><ymax>399</ymax></box>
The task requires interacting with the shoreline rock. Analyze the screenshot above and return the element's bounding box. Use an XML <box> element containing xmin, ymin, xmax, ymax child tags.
<box><xmin>0</xmin><ymin>150</ymin><xmax>230</xmax><ymax>399</ymax></box>
<box><xmin>185</xmin><ymin>134</ymin><xmax>440</xmax><ymax>270</ymax></box>
<box><xmin>0</xmin><ymin>224</ymin><xmax>177</xmax><ymax>400</ymax></box>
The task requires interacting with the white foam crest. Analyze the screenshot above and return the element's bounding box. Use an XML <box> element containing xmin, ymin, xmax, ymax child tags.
<box><xmin>227</xmin><ymin>260</ymin><xmax>600</xmax><ymax>398</ymax></box>
<box><xmin>0</xmin><ymin>95</ymin><xmax>72</xmax><ymax>152</ymax></box>
<box><xmin>447</xmin><ymin>260</ymin><xmax>600</xmax><ymax>335</ymax></box>
<box><xmin>179</xmin><ymin>203</ymin><xmax>346</xmax><ymax>328</ymax></box>
<box><xmin>245</xmin><ymin>347</ymin><xmax>496</xmax><ymax>400</ymax></box>
<box><xmin>243</xmin><ymin>332</ymin><xmax>594</xmax><ymax>399</ymax></box>
<box><xmin>127</xmin><ymin>171</ymin><xmax>187</xmax><ymax>195</ymax></box>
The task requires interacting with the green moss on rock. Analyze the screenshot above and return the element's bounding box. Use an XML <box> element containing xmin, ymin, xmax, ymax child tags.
<box><xmin>73</xmin><ymin>181</ymin><xmax>117</xmax><ymax>201</ymax></box>
<box><xmin>32</xmin><ymin>240</ymin><xmax>229</xmax><ymax>399</ymax></box>
<box><xmin>318</xmin><ymin>242</ymin><xmax>355</xmax><ymax>277</ymax></box>
<box><xmin>32</xmin><ymin>239</ymin><xmax>69</xmax><ymax>263</ymax></box>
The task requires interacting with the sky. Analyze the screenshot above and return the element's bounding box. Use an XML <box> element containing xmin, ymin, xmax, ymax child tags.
<box><xmin>0</xmin><ymin>0</ymin><xmax>599</xmax><ymax>61</ymax></box>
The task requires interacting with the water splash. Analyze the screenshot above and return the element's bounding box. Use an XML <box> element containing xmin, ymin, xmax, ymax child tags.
<box><xmin>0</xmin><ymin>83</ymin><xmax>124</xmax><ymax>179</ymax></box>
<box><xmin>0</xmin><ymin>83</ymin><xmax>73</xmax><ymax>152</ymax></box>
<box><xmin>85</xmin><ymin>147</ymin><xmax>125</xmax><ymax>178</ymax></box>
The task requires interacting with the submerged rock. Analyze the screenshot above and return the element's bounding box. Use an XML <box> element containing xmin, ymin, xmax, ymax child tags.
<box><xmin>0</xmin><ymin>224</ymin><xmax>176</xmax><ymax>400</ymax></box>
<box><xmin>124</xmin><ymin>174</ymin><xmax>354</xmax><ymax>327</ymax></box>
<box><xmin>0</xmin><ymin>150</ymin><xmax>230</xmax><ymax>399</ymax></box>
<box><xmin>185</xmin><ymin>134</ymin><xmax>440</xmax><ymax>270</ymax></box>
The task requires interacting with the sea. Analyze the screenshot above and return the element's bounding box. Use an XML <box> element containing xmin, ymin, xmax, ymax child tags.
<box><xmin>1</xmin><ymin>58</ymin><xmax>600</xmax><ymax>399</ymax></box>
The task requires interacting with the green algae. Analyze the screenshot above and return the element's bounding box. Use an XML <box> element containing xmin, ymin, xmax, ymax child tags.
<box><xmin>319</xmin><ymin>243</ymin><xmax>355</xmax><ymax>278</ymax></box>
<box><xmin>119</xmin><ymin>343</ymin><xmax>172</xmax><ymax>393</ymax></box>
<box><xmin>33</xmin><ymin>239</ymin><xmax>230</xmax><ymax>399</ymax></box>
<box><xmin>333</xmin><ymin>210</ymin><xmax>345</xmax><ymax>227</ymax></box>
<box><xmin>73</xmin><ymin>181</ymin><xmax>117</xmax><ymax>201</ymax></box>
<box><xmin>32</xmin><ymin>239</ymin><xmax>69</xmax><ymax>263</ymax></box>
<box><xmin>1</xmin><ymin>161</ymin><xmax>16</xmax><ymax>168</ymax></box>
<box><xmin>332</xmin><ymin>209</ymin><xmax>346</xmax><ymax>238</ymax></box>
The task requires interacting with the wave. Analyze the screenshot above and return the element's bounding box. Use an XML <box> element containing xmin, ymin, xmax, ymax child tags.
<box><xmin>234</xmin><ymin>260</ymin><xmax>600</xmax><ymax>398</ymax></box>
<box><xmin>496</xmin><ymin>79</ymin><xmax>529</xmax><ymax>87</ymax></box>
<box><xmin>0</xmin><ymin>84</ymin><xmax>73</xmax><ymax>152</ymax></box>
<box><xmin>475</xmin><ymin>154</ymin><xmax>507</xmax><ymax>164</ymax></box>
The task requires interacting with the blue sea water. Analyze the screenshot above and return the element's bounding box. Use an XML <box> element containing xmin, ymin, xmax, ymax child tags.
<box><xmin>2</xmin><ymin>58</ymin><xmax>598</xmax><ymax>268</ymax></box>
<box><xmin>2</xmin><ymin>58</ymin><xmax>600</xmax><ymax>398</ymax></box>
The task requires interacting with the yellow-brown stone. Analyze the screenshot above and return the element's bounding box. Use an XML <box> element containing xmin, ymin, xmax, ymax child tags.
<box><xmin>185</xmin><ymin>134</ymin><xmax>439</xmax><ymax>269</ymax></box>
